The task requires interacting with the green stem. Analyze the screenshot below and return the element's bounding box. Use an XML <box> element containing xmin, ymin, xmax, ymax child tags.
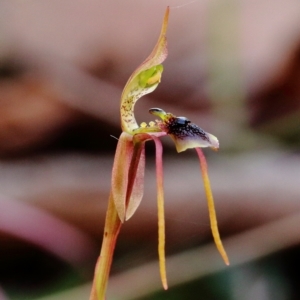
<box><xmin>90</xmin><ymin>192</ymin><xmax>122</xmax><ymax>300</ymax></box>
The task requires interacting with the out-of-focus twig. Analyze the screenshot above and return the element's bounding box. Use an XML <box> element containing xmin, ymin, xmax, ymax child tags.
<box><xmin>0</xmin><ymin>287</ymin><xmax>9</xmax><ymax>300</ymax></box>
<box><xmin>0</xmin><ymin>194</ymin><xmax>97</xmax><ymax>267</ymax></box>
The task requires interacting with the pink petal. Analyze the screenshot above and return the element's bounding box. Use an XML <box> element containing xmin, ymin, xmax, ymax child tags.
<box><xmin>125</xmin><ymin>142</ymin><xmax>146</xmax><ymax>220</ymax></box>
<box><xmin>111</xmin><ymin>132</ymin><xmax>134</xmax><ymax>222</ymax></box>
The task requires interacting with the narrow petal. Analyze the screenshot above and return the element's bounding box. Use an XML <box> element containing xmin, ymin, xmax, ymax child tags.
<box><xmin>120</xmin><ymin>7</ymin><xmax>169</xmax><ymax>134</ymax></box>
<box><xmin>151</xmin><ymin>135</ymin><xmax>168</xmax><ymax>290</ymax></box>
<box><xmin>195</xmin><ymin>148</ymin><xmax>229</xmax><ymax>265</ymax></box>
<box><xmin>111</xmin><ymin>132</ymin><xmax>134</xmax><ymax>222</ymax></box>
<box><xmin>132</xmin><ymin>133</ymin><xmax>168</xmax><ymax>289</ymax></box>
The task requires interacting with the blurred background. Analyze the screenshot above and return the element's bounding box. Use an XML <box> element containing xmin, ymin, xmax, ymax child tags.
<box><xmin>1</xmin><ymin>0</ymin><xmax>300</xmax><ymax>299</ymax></box>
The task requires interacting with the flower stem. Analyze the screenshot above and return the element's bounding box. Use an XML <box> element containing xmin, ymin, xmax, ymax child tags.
<box><xmin>90</xmin><ymin>192</ymin><xmax>122</xmax><ymax>300</ymax></box>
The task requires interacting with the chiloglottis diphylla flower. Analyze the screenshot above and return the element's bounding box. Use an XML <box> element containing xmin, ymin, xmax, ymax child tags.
<box><xmin>89</xmin><ymin>7</ymin><xmax>229</xmax><ymax>300</ymax></box>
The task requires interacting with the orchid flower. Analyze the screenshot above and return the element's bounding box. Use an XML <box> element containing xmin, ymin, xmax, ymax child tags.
<box><xmin>90</xmin><ymin>7</ymin><xmax>229</xmax><ymax>300</ymax></box>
